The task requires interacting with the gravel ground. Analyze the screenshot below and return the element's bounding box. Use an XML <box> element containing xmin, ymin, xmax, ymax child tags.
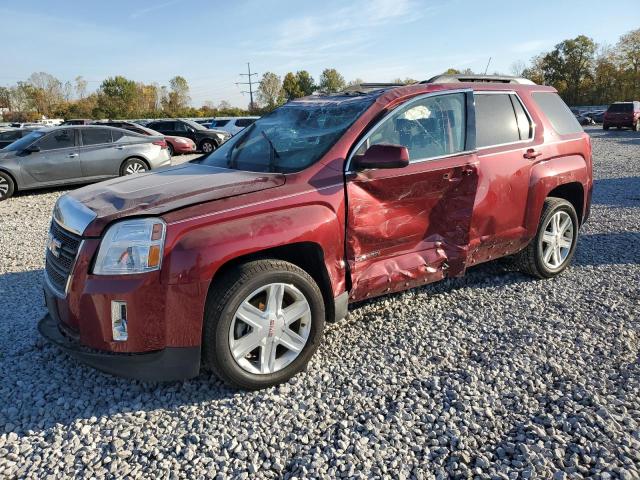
<box><xmin>0</xmin><ymin>128</ymin><xmax>638</xmax><ymax>479</ymax></box>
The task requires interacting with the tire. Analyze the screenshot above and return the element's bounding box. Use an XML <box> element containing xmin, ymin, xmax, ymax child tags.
<box><xmin>167</xmin><ymin>143</ymin><xmax>174</xmax><ymax>157</ymax></box>
<box><xmin>635</xmin><ymin>121</ymin><xmax>640</xmax><ymax>132</ymax></box>
<box><xmin>120</xmin><ymin>158</ymin><xmax>148</xmax><ymax>176</ymax></box>
<box><xmin>200</xmin><ymin>139</ymin><xmax>216</xmax><ymax>154</ymax></box>
<box><xmin>0</xmin><ymin>171</ymin><xmax>15</xmax><ymax>201</ymax></box>
<box><xmin>513</xmin><ymin>197</ymin><xmax>579</xmax><ymax>279</ymax></box>
<box><xmin>203</xmin><ymin>259</ymin><xmax>325</xmax><ymax>390</ymax></box>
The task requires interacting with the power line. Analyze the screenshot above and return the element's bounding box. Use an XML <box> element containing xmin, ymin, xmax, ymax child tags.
<box><xmin>236</xmin><ymin>62</ymin><xmax>258</xmax><ymax>111</ymax></box>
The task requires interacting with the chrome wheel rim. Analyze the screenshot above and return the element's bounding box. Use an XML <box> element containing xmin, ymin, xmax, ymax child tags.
<box><xmin>229</xmin><ymin>283</ymin><xmax>311</xmax><ymax>375</ymax></box>
<box><xmin>541</xmin><ymin>211</ymin><xmax>574</xmax><ymax>269</ymax></box>
<box><xmin>202</xmin><ymin>142</ymin><xmax>213</xmax><ymax>153</ymax></box>
<box><xmin>0</xmin><ymin>177</ymin><xmax>8</xmax><ymax>197</ymax></box>
<box><xmin>125</xmin><ymin>162</ymin><xmax>145</xmax><ymax>175</ymax></box>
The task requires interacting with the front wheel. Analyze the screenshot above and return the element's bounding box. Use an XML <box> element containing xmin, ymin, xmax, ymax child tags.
<box><xmin>0</xmin><ymin>171</ymin><xmax>15</xmax><ymax>201</ymax></box>
<box><xmin>513</xmin><ymin>197</ymin><xmax>579</xmax><ymax>279</ymax></box>
<box><xmin>200</xmin><ymin>140</ymin><xmax>216</xmax><ymax>153</ymax></box>
<box><xmin>203</xmin><ymin>260</ymin><xmax>325</xmax><ymax>390</ymax></box>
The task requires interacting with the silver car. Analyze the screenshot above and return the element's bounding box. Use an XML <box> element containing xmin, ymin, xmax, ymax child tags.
<box><xmin>0</xmin><ymin>125</ymin><xmax>171</xmax><ymax>200</ymax></box>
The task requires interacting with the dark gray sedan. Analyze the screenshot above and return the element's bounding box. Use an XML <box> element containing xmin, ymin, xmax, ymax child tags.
<box><xmin>0</xmin><ymin>125</ymin><xmax>171</xmax><ymax>200</ymax></box>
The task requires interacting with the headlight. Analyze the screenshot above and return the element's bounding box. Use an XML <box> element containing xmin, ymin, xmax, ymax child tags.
<box><xmin>94</xmin><ymin>218</ymin><xmax>166</xmax><ymax>275</ymax></box>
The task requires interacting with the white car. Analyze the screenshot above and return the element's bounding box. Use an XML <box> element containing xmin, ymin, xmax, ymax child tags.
<box><xmin>208</xmin><ymin>116</ymin><xmax>259</xmax><ymax>136</ymax></box>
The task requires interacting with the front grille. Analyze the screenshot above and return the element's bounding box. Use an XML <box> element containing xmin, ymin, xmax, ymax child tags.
<box><xmin>45</xmin><ymin>220</ymin><xmax>82</xmax><ymax>295</ymax></box>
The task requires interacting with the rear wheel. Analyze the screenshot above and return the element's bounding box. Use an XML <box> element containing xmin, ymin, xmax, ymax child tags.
<box><xmin>203</xmin><ymin>260</ymin><xmax>325</xmax><ymax>390</ymax></box>
<box><xmin>167</xmin><ymin>143</ymin><xmax>174</xmax><ymax>157</ymax></box>
<box><xmin>200</xmin><ymin>139</ymin><xmax>216</xmax><ymax>153</ymax></box>
<box><xmin>513</xmin><ymin>197</ymin><xmax>579</xmax><ymax>279</ymax></box>
<box><xmin>0</xmin><ymin>171</ymin><xmax>15</xmax><ymax>201</ymax></box>
<box><xmin>120</xmin><ymin>158</ymin><xmax>148</xmax><ymax>176</ymax></box>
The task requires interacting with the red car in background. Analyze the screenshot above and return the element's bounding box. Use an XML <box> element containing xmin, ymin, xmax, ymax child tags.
<box><xmin>602</xmin><ymin>101</ymin><xmax>640</xmax><ymax>131</ymax></box>
<box><xmin>97</xmin><ymin>121</ymin><xmax>197</xmax><ymax>156</ymax></box>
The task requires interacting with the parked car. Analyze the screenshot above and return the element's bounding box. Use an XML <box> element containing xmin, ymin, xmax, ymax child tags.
<box><xmin>194</xmin><ymin>118</ymin><xmax>213</xmax><ymax>125</ymax></box>
<box><xmin>0</xmin><ymin>125</ymin><xmax>170</xmax><ymax>200</ymax></box>
<box><xmin>38</xmin><ymin>75</ymin><xmax>592</xmax><ymax>390</ymax></box>
<box><xmin>97</xmin><ymin>121</ymin><xmax>196</xmax><ymax>156</ymax></box>
<box><xmin>61</xmin><ymin>119</ymin><xmax>93</xmax><ymax>126</ymax></box>
<box><xmin>603</xmin><ymin>101</ymin><xmax>640</xmax><ymax>131</ymax></box>
<box><xmin>587</xmin><ymin>110</ymin><xmax>605</xmax><ymax>123</ymax></box>
<box><xmin>209</xmin><ymin>116</ymin><xmax>259</xmax><ymax>136</ymax></box>
<box><xmin>0</xmin><ymin>127</ymin><xmax>43</xmax><ymax>149</ymax></box>
<box><xmin>575</xmin><ymin>113</ymin><xmax>595</xmax><ymax>126</ymax></box>
<box><xmin>147</xmin><ymin>119</ymin><xmax>231</xmax><ymax>153</ymax></box>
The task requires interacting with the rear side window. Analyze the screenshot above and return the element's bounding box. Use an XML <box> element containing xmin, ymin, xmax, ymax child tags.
<box><xmin>532</xmin><ymin>92</ymin><xmax>582</xmax><ymax>135</ymax></box>
<box><xmin>474</xmin><ymin>93</ymin><xmax>520</xmax><ymax>147</ymax></box>
<box><xmin>149</xmin><ymin>121</ymin><xmax>173</xmax><ymax>131</ymax></box>
<box><xmin>81</xmin><ymin>128</ymin><xmax>112</xmax><ymax>146</ymax></box>
<box><xmin>607</xmin><ymin>103</ymin><xmax>633</xmax><ymax>113</ymax></box>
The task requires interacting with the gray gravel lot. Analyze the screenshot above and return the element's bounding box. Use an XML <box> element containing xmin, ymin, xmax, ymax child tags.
<box><xmin>0</xmin><ymin>128</ymin><xmax>638</xmax><ymax>479</ymax></box>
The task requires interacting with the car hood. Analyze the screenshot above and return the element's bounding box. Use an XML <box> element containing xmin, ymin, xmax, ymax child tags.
<box><xmin>66</xmin><ymin>162</ymin><xmax>285</xmax><ymax>236</ymax></box>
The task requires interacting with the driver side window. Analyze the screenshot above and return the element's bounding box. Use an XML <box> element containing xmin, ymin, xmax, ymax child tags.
<box><xmin>358</xmin><ymin>93</ymin><xmax>467</xmax><ymax>161</ymax></box>
<box><xmin>35</xmin><ymin>129</ymin><xmax>75</xmax><ymax>151</ymax></box>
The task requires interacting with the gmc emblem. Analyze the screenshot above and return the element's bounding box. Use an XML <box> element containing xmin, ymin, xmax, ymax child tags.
<box><xmin>47</xmin><ymin>233</ymin><xmax>62</xmax><ymax>258</ymax></box>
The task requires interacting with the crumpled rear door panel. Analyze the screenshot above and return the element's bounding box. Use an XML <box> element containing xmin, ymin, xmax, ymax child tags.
<box><xmin>346</xmin><ymin>154</ymin><xmax>479</xmax><ymax>301</ymax></box>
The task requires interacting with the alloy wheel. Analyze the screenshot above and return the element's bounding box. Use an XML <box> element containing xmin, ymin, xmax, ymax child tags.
<box><xmin>201</xmin><ymin>141</ymin><xmax>214</xmax><ymax>153</ymax></box>
<box><xmin>228</xmin><ymin>282</ymin><xmax>311</xmax><ymax>375</ymax></box>
<box><xmin>125</xmin><ymin>162</ymin><xmax>146</xmax><ymax>175</ymax></box>
<box><xmin>541</xmin><ymin>210</ymin><xmax>574</xmax><ymax>270</ymax></box>
<box><xmin>0</xmin><ymin>177</ymin><xmax>8</xmax><ymax>197</ymax></box>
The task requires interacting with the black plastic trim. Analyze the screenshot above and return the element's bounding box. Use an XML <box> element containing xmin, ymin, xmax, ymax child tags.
<box><xmin>38</xmin><ymin>314</ymin><xmax>201</xmax><ymax>382</ymax></box>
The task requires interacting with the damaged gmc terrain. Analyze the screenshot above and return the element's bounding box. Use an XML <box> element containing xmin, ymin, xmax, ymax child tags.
<box><xmin>39</xmin><ymin>75</ymin><xmax>592</xmax><ymax>390</ymax></box>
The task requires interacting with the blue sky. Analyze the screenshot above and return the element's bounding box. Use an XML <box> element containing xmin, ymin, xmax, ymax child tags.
<box><xmin>1</xmin><ymin>0</ymin><xmax>638</xmax><ymax>108</ymax></box>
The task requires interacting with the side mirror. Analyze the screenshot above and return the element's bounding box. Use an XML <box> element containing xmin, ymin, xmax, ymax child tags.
<box><xmin>353</xmin><ymin>144</ymin><xmax>409</xmax><ymax>170</ymax></box>
<box><xmin>25</xmin><ymin>144</ymin><xmax>40</xmax><ymax>153</ymax></box>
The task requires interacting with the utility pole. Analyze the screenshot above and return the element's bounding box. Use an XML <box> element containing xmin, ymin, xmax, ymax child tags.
<box><xmin>484</xmin><ymin>57</ymin><xmax>492</xmax><ymax>75</ymax></box>
<box><xmin>236</xmin><ymin>63</ymin><xmax>258</xmax><ymax>112</ymax></box>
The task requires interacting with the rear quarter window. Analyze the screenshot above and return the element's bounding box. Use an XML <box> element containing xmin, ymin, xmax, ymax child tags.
<box><xmin>532</xmin><ymin>92</ymin><xmax>582</xmax><ymax>135</ymax></box>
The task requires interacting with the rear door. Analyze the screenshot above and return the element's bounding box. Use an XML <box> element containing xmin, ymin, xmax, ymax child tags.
<box><xmin>78</xmin><ymin>127</ymin><xmax>119</xmax><ymax>177</ymax></box>
<box><xmin>466</xmin><ymin>91</ymin><xmax>537</xmax><ymax>265</ymax></box>
<box><xmin>20</xmin><ymin>128</ymin><xmax>81</xmax><ymax>183</ymax></box>
<box><xmin>346</xmin><ymin>91</ymin><xmax>479</xmax><ymax>301</ymax></box>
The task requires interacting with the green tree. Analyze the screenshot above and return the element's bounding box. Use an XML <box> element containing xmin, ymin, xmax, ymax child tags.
<box><xmin>296</xmin><ymin>70</ymin><xmax>315</xmax><ymax>96</ymax></box>
<box><xmin>163</xmin><ymin>76</ymin><xmax>190</xmax><ymax>114</ymax></box>
<box><xmin>282</xmin><ymin>72</ymin><xmax>303</xmax><ymax>101</ymax></box>
<box><xmin>617</xmin><ymin>28</ymin><xmax>640</xmax><ymax>98</ymax></box>
<box><xmin>540</xmin><ymin>35</ymin><xmax>597</xmax><ymax>105</ymax></box>
<box><xmin>97</xmin><ymin>76</ymin><xmax>137</xmax><ymax>119</ymax></box>
<box><xmin>257</xmin><ymin>72</ymin><xmax>284</xmax><ymax>109</ymax></box>
<box><xmin>318</xmin><ymin>68</ymin><xmax>345</xmax><ymax>93</ymax></box>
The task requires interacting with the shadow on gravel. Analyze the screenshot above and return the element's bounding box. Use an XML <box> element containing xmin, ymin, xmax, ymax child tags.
<box><xmin>574</xmin><ymin>232</ymin><xmax>640</xmax><ymax>266</ymax></box>
<box><xmin>592</xmin><ymin>177</ymin><xmax>640</xmax><ymax>206</ymax></box>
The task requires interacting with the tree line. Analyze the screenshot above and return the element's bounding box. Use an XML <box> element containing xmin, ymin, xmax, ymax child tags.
<box><xmin>1</xmin><ymin>27</ymin><xmax>638</xmax><ymax>122</ymax></box>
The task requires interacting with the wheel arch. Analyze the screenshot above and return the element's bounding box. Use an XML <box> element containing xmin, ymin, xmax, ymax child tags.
<box><xmin>547</xmin><ymin>182</ymin><xmax>584</xmax><ymax>225</ymax></box>
<box><xmin>206</xmin><ymin>242</ymin><xmax>338</xmax><ymax>324</ymax></box>
<box><xmin>0</xmin><ymin>168</ymin><xmax>18</xmax><ymax>191</ymax></box>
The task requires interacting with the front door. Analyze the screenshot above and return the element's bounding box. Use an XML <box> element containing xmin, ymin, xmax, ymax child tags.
<box><xmin>20</xmin><ymin>128</ymin><xmax>82</xmax><ymax>183</ymax></box>
<box><xmin>346</xmin><ymin>91</ymin><xmax>479</xmax><ymax>302</ymax></box>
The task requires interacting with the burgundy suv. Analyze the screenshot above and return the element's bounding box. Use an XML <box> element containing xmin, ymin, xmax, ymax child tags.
<box><xmin>603</xmin><ymin>101</ymin><xmax>640</xmax><ymax>131</ymax></box>
<box><xmin>39</xmin><ymin>75</ymin><xmax>593</xmax><ymax>390</ymax></box>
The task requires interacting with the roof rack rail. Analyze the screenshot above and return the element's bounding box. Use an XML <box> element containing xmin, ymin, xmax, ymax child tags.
<box><xmin>422</xmin><ymin>74</ymin><xmax>536</xmax><ymax>85</ymax></box>
<box><xmin>342</xmin><ymin>82</ymin><xmax>405</xmax><ymax>93</ymax></box>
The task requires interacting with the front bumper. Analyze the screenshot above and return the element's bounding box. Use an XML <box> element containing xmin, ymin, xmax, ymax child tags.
<box><xmin>38</xmin><ymin>313</ymin><xmax>201</xmax><ymax>382</ymax></box>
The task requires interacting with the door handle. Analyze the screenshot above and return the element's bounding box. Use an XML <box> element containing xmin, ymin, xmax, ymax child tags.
<box><xmin>523</xmin><ymin>148</ymin><xmax>542</xmax><ymax>160</ymax></box>
<box><xmin>114</xmin><ymin>146</ymin><xmax>125</xmax><ymax>150</ymax></box>
<box><xmin>68</xmin><ymin>153</ymin><xmax>78</xmax><ymax>158</ymax></box>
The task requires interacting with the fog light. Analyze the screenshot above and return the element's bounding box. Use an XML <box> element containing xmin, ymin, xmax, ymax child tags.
<box><xmin>111</xmin><ymin>301</ymin><xmax>128</xmax><ymax>341</ymax></box>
